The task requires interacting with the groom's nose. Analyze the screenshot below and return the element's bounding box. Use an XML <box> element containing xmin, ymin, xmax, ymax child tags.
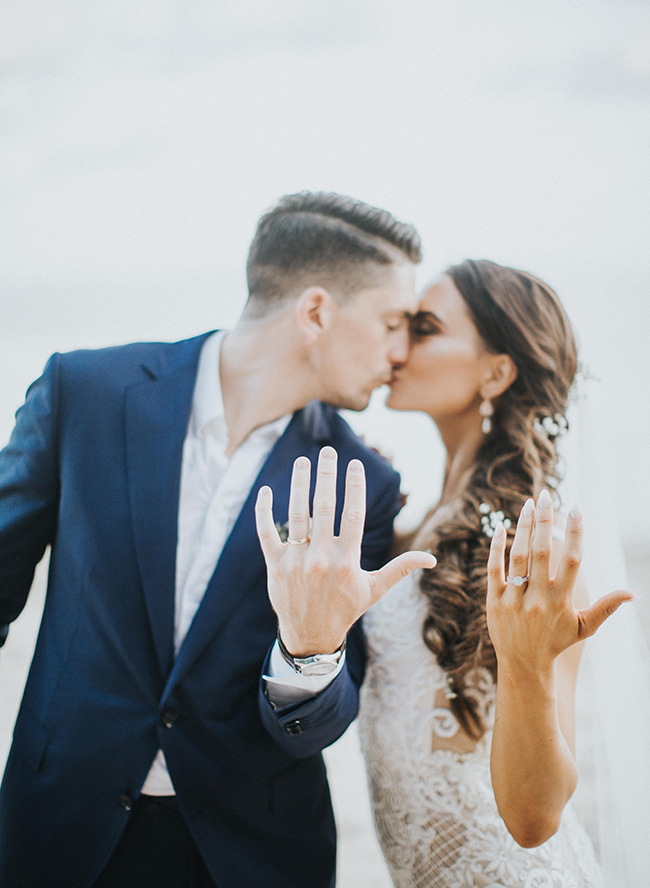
<box><xmin>387</xmin><ymin>328</ymin><xmax>410</xmax><ymax>368</ymax></box>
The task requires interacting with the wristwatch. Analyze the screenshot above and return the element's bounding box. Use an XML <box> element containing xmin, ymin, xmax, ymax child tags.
<box><xmin>277</xmin><ymin>633</ymin><xmax>347</xmax><ymax>676</ymax></box>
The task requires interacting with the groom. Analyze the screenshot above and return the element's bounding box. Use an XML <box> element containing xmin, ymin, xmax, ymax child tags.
<box><xmin>0</xmin><ymin>192</ymin><xmax>432</xmax><ymax>888</ymax></box>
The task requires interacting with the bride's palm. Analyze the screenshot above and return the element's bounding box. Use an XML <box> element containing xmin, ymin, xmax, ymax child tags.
<box><xmin>486</xmin><ymin>494</ymin><xmax>633</xmax><ymax>676</ymax></box>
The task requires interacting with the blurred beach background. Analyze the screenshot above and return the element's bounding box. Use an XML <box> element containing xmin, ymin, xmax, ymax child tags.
<box><xmin>1</xmin><ymin>1</ymin><xmax>649</xmax><ymax>884</ymax></box>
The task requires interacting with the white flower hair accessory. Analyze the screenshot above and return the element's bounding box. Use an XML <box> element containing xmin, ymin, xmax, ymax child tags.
<box><xmin>534</xmin><ymin>413</ymin><xmax>568</xmax><ymax>439</ymax></box>
<box><xmin>479</xmin><ymin>503</ymin><xmax>512</xmax><ymax>539</ymax></box>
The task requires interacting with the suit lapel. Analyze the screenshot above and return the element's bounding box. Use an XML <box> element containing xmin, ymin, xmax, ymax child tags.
<box><xmin>125</xmin><ymin>337</ymin><xmax>210</xmax><ymax>679</ymax></box>
<box><xmin>163</xmin><ymin>404</ymin><xmax>332</xmax><ymax>696</ymax></box>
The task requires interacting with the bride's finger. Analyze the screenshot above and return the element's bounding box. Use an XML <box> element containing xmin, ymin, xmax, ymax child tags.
<box><xmin>506</xmin><ymin>498</ymin><xmax>535</xmax><ymax>587</ymax></box>
<box><xmin>553</xmin><ymin>506</ymin><xmax>583</xmax><ymax>596</ymax></box>
<box><xmin>287</xmin><ymin>456</ymin><xmax>312</xmax><ymax>544</ymax></box>
<box><xmin>577</xmin><ymin>589</ymin><xmax>635</xmax><ymax>639</ymax></box>
<box><xmin>310</xmin><ymin>447</ymin><xmax>338</xmax><ymax>544</ymax></box>
<box><xmin>255</xmin><ymin>486</ymin><xmax>284</xmax><ymax>564</ymax></box>
<box><xmin>339</xmin><ymin>459</ymin><xmax>366</xmax><ymax>555</ymax></box>
<box><xmin>528</xmin><ymin>489</ymin><xmax>553</xmax><ymax>589</ymax></box>
<box><xmin>487</xmin><ymin>521</ymin><xmax>507</xmax><ymax>597</ymax></box>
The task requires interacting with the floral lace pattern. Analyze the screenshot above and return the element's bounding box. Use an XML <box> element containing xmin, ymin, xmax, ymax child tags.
<box><xmin>359</xmin><ymin>572</ymin><xmax>602</xmax><ymax>888</ymax></box>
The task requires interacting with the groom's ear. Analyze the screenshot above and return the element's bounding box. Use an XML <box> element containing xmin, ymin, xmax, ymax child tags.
<box><xmin>294</xmin><ymin>287</ymin><xmax>335</xmax><ymax>345</ymax></box>
<box><xmin>480</xmin><ymin>353</ymin><xmax>518</xmax><ymax>399</ymax></box>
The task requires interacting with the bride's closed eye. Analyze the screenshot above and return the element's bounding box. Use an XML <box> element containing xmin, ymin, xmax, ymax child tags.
<box><xmin>411</xmin><ymin>311</ymin><xmax>442</xmax><ymax>337</ymax></box>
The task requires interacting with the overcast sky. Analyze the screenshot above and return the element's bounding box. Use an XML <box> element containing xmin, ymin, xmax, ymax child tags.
<box><xmin>1</xmin><ymin>0</ymin><xmax>649</xmax><ymax>543</ymax></box>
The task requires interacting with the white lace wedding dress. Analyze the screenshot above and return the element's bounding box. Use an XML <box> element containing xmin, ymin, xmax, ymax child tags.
<box><xmin>358</xmin><ymin>571</ymin><xmax>603</xmax><ymax>888</ymax></box>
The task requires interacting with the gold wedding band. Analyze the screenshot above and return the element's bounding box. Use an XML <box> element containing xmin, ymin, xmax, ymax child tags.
<box><xmin>287</xmin><ymin>535</ymin><xmax>311</xmax><ymax>545</ymax></box>
<box><xmin>506</xmin><ymin>575</ymin><xmax>529</xmax><ymax>587</ymax></box>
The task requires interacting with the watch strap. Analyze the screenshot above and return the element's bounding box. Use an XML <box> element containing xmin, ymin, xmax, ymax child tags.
<box><xmin>277</xmin><ymin>633</ymin><xmax>347</xmax><ymax>675</ymax></box>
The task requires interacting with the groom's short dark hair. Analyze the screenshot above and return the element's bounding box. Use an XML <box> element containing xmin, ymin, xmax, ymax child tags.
<box><xmin>245</xmin><ymin>191</ymin><xmax>421</xmax><ymax>314</ymax></box>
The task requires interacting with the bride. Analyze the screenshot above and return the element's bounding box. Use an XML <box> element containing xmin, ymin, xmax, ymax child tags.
<box><xmin>358</xmin><ymin>259</ymin><xmax>630</xmax><ymax>888</ymax></box>
<box><xmin>254</xmin><ymin>258</ymin><xmax>634</xmax><ymax>888</ymax></box>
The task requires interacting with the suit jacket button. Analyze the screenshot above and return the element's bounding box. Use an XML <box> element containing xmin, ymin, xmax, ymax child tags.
<box><xmin>117</xmin><ymin>794</ymin><xmax>132</xmax><ymax>812</ymax></box>
<box><xmin>160</xmin><ymin>708</ymin><xmax>179</xmax><ymax>729</ymax></box>
<box><xmin>285</xmin><ymin>720</ymin><xmax>303</xmax><ymax>735</ymax></box>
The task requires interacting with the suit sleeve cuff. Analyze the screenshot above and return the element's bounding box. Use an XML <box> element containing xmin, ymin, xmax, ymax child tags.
<box><xmin>262</xmin><ymin>639</ymin><xmax>346</xmax><ymax>709</ymax></box>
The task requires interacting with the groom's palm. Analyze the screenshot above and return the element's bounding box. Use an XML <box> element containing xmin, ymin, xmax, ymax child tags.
<box><xmin>255</xmin><ymin>446</ymin><xmax>436</xmax><ymax>656</ymax></box>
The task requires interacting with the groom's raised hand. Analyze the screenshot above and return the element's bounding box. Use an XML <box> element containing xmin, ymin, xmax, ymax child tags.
<box><xmin>255</xmin><ymin>446</ymin><xmax>436</xmax><ymax>657</ymax></box>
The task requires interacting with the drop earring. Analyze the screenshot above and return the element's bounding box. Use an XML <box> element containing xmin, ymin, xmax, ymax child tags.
<box><xmin>479</xmin><ymin>399</ymin><xmax>493</xmax><ymax>434</ymax></box>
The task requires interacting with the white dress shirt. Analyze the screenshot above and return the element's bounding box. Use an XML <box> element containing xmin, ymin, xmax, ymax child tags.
<box><xmin>142</xmin><ymin>331</ymin><xmax>342</xmax><ymax>795</ymax></box>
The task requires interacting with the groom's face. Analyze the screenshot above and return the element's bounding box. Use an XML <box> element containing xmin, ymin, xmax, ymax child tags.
<box><xmin>318</xmin><ymin>258</ymin><xmax>418</xmax><ymax>411</ymax></box>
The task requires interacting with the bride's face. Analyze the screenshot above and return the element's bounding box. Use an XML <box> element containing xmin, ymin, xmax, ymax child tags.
<box><xmin>387</xmin><ymin>275</ymin><xmax>493</xmax><ymax>422</ymax></box>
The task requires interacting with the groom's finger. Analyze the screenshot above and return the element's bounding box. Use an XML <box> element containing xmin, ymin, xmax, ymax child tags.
<box><xmin>287</xmin><ymin>455</ymin><xmax>311</xmax><ymax>544</ymax></box>
<box><xmin>255</xmin><ymin>486</ymin><xmax>284</xmax><ymax>564</ymax></box>
<box><xmin>339</xmin><ymin>459</ymin><xmax>366</xmax><ymax>555</ymax></box>
<box><xmin>369</xmin><ymin>550</ymin><xmax>437</xmax><ymax>604</ymax></box>
<box><xmin>311</xmin><ymin>447</ymin><xmax>338</xmax><ymax>544</ymax></box>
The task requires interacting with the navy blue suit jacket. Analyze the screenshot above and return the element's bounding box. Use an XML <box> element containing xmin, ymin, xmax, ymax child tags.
<box><xmin>0</xmin><ymin>333</ymin><xmax>402</xmax><ymax>888</ymax></box>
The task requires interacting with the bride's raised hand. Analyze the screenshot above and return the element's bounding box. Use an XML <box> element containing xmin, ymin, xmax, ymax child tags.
<box><xmin>255</xmin><ymin>446</ymin><xmax>436</xmax><ymax>657</ymax></box>
<box><xmin>486</xmin><ymin>490</ymin><xmax>633</xmax><ymax>677</ymax></box>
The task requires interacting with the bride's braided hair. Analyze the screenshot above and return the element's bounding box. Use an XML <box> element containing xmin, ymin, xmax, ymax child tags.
<box><xmin>419</xmin><ymin>260</ymin><xmax>578</xmax><ymax>740</ymax></box>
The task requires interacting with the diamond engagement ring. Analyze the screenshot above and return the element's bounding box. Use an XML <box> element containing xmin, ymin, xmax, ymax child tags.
<box><xmin>287</xmin><ymin>535</ymin><xmax>311</xmax><ymax>545</ymax></box>
<box><xmin>506</xmin><ymin>575</ymin><xmax>529</xmax><ymax>587</ymax></box>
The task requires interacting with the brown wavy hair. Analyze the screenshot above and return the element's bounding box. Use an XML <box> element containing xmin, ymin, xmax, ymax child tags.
<box><xmin>419</xmin><ymin>259</ymin><xmax>578</xmax><ymax>739</ymax></box>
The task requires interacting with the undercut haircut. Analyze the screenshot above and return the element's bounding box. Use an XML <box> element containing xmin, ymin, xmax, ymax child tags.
<box><xmin>245</xmin><ymin>191</ymin><xmax>422</xmax><ymax>315</ymax></box>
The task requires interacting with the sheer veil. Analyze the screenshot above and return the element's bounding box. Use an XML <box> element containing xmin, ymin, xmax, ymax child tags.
<box><xmin>560</xmin><ymin>384</ymin><xmax>650</xmax><ymax>888</ymax></box>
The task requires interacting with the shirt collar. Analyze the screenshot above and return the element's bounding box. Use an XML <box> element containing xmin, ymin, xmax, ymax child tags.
<box><xmin>191</xmin><ymin>330</ymin><xmax>227</xmax><ymax>435</ymax></box>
